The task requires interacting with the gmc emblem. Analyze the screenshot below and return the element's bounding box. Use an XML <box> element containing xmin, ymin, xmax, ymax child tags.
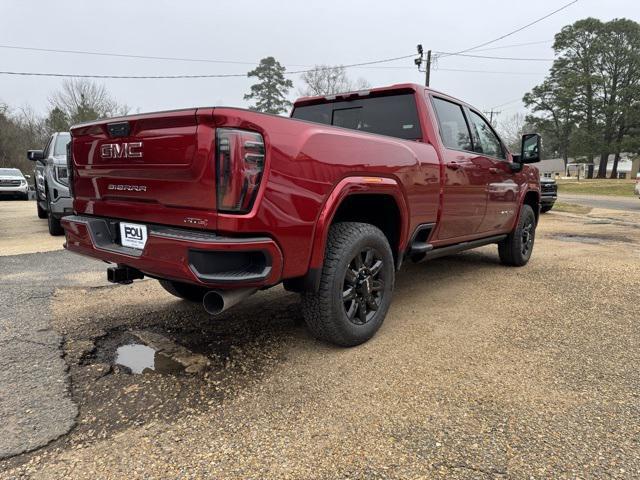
<box><xmin>100</xmin><ymin>142</ymin><xmax>143</xmax><ymax>159</ymax></box>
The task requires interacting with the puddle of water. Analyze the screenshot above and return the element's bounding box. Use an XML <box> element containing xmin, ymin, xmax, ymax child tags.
<box><xmin>115</xmin><ymin>343</ymin><xmax>184</xmax><ymax>374</ymax></box>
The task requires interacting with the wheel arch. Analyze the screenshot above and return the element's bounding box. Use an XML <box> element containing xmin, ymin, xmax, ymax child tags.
<box><xmin>522</xmin><ymin>189</ymin><xmax>540</xmax><ymax>225</ymax></box>
<box><xmin>296</xmin><ymin>176</ymin><xmax>409</xmax><ymax>292</ymax></box>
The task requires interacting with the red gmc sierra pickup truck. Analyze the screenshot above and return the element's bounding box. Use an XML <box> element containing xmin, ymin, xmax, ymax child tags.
<box><xmin>62</xmin><ymin>83</ymin><xmax>541</xmax><ymax>347</ymax></box>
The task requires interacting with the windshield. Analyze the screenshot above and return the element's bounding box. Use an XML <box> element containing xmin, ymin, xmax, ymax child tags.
<box><xmin>53</xmin><ymin>133</ymin><xmax>71</xmax><ymax>156</ymax></box>
<box><xmin>0</xmin><ymin>168</ymin><xmax>22</xmax><ymax>176</ymax></box>
<box><xmin>291</xmin><ymin>93</ymin><xmax>421</xmax><ymax>140</ymax></box>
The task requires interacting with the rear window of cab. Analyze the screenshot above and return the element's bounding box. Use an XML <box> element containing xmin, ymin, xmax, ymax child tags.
<box><xmin>291</xmin><ymin>93</ymin><xmax>421</xmax><ymax>140</ymax></box>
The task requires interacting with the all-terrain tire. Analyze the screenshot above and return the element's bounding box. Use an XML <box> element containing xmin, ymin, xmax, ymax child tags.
<box><xmin>302</xmin><ymin>222</ymin><xmax>395</xmax><ymax>347</ymax></box>
<box><xmin>159</xmin><ymin>279</ymin><xmax>209</xmax><ymax>303</ymax></box>
<box><xmin>498</xmin><ymin>204</ymin><xmax>536</xmax><ymax>266</ymax></box>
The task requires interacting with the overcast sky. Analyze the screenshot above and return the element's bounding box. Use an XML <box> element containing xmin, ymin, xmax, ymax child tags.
<box><xmin>1</xmin><ymin>0</ymin><xmax>638</xmax><ymax>122</ymax></box>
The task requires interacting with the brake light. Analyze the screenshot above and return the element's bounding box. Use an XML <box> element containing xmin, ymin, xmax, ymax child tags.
<box><xmin>216</xmin><ymin>128</ymin><xmax>265</xmax><ymax>213</ymax></box>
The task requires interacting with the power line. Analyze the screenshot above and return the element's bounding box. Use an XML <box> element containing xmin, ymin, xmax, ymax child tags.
<box><xmin>0</xmin><ymin>70</ymin><xmax>248</xmax><ymax>79</ymax></box>
<box><xmin>471</xmin><ymin>40</ymin><xmax>553</xmax><ymax>53</ymax></box>
<box><xmin>437</xmin><ymin>0</ymin><xmax>578</xmax><ymax>59</ymax></box>
<box><xmin>0</xmin><ymin>43</ymin><xmax>262</xmax><ymax>66</ymax></box>
<box><xmin>287</xmin><ymin>54</ymin><xmax>416</xmax><ymax>74</ymax></box>
<box><xmin>433</xmin><ymin>67</ymin><xmax>544</xmax><ymax>76</ymax></box>
<box><xmin>491</xmin><ymin>98</ymin><xmax>523</xmax><ymax>109</ymax></box>
<box><xmin>0</xmin><ymin>53</ymin><xmax>418</xmax><ymax>80</ymax></box>
<box><xmin>433</xmin><ymin>51</ymin><xmax>554</xmax><ymax>61</ymax></box>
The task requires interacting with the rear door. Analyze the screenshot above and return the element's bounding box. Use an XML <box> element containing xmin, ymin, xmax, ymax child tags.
<box><xmin>431</xmin><ymin>97</ymin><xmax>488</xmax><ymax>240</ymax></box>
<box><xmin>466</xmin><ymin>109</ymin><xmax>518</xmax><ymax>233</ymax></box>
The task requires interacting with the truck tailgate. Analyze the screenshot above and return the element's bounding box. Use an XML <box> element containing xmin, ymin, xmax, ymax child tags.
<box><xmin>70</xmin><ymin>108</ymin><xmax>217</xmax><ymax>224</ymax></box>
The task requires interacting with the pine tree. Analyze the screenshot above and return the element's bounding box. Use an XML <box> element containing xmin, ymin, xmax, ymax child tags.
<box><xmin>244</xmin><ymin>57</ymin><xmax>293</xmax><ymax>114</ymax></box>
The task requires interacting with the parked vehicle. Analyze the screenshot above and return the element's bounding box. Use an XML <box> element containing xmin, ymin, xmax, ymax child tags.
<box><xmin>0</xmin><ymin>168</ymin><xmax>30</xmax><ymax>200</ymax></box>
<box><xmin>62</xmin><ymin>83</ymin><xmax>541</xmax><ymax>346</ymax></box>
<box><xmin>635</xmin><ymin>173</ymin><xmax>640</xmax><ymax>198</ymax></box>
<box><xmin>27</xmin><ymin>132</ymin><xmax>72</xmax><ymax>235</ymax></box>
<box><xmin>540</xmin><ymin>177</ymin><xmax>557</xmax><ymax>213</ymax></box>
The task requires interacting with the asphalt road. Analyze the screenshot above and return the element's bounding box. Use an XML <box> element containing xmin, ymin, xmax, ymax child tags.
<box><xmin>559</xmin><ymin>192</ymin><xmax>640</xmax><ymax>211</ymax></box>
<box><xmin>1</xmin><ymin>200</ymin><xmax>640</xmax><ymax>479</ymax></box>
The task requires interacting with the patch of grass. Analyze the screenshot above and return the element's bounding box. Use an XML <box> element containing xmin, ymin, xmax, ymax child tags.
<box><xmin>551</xmin><ymin>202</ymin><xmax>593</xmax><ymax>215</ymax></box>
<box><xmin>556</xmin><ymin>178</ymin><xmax>636</xmax><ymax>197</ymax></box>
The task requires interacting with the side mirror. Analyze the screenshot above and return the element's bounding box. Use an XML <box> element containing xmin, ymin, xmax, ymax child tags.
<box><xmin>27</xmin><ymin>150</ymin><xmax>45</xmax><ymax>162</ymax></box>
<box><xmin>520</xmin><ymin>133</ymin><xmax>541</xmax><ymax>164</ymax></box>
<box><xmin>24</xmin><ymin>174</ymin><xmax>31</xmax><ymax>179</ymax></box>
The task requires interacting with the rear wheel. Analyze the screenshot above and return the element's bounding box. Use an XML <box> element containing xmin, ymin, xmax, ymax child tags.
<box><xmin>159</xmin><ymin>279</ymin><xmax>209</xmax><ymax>303</ymax></box>
<box><xmin>498</xmin><ymin>204</ymin><xmax>536</xmax><ymax>266</ymax></box>
<box><xmin>302</xmin><ymin>222</ymin><xmax>395</xmax><ymax>347</ymax></box>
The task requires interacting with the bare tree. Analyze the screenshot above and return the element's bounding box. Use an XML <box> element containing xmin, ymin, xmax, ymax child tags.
<box><xmin>49</xmin><ymin>79</ymin><xmax>129</xmax><ymax>125</ymax></box>
<box><xmin>497</xmin><ymin>112</ymin><xmax>527</xmax><ymax>154</ymax></box>
<box><xmin>299</xmin><ymin>65</ymin><xmax>369</xmax><ymax>96</ymax></box>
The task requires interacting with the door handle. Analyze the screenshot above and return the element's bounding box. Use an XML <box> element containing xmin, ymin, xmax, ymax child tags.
<box><xmin>489</xmin><ymin>167</ymin><xmax>499</xmax><ymax>174</ymax></box>
<box><xmin>446</xmin><ymin>162</ymin><xmax>461</xmax><ymax>170</ymax></box>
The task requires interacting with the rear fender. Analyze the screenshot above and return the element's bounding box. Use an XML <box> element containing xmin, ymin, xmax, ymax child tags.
<box><xmin>305</xmin><ymin>176</ymin><xmax>409</xmax><ymax>290</ymax></box>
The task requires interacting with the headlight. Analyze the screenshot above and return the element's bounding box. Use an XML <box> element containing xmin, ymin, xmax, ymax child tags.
<box><xmin>54</xmin><ymin>166</ymin><xmax>69</xmax><ymax>186</ymax></box>
<box><xmin>20</xmin><ymin>179</ymin><xmax>27</xmax><ymax>186</ymax></box>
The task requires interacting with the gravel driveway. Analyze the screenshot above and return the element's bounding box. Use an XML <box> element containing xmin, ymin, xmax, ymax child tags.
<box><xmin>1</xmin><ymin>201</ymin><xmax>639</xmax><ymax>479</ymax></box>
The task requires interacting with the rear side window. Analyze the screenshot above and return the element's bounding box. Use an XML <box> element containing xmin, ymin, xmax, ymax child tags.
<box><xmin>468</xmin><ymin>110</ymin><xmax>505</xmax><ymax>159</ymax></box>
<box><xmin>431</xmin><ymin>97</ymin><xmax>472</xmax><ymax>151</ymax></box>
<box><xmin>291</xmin><ymin>93</ymin><xmax>421</xmax><ymax>140</ymax></box>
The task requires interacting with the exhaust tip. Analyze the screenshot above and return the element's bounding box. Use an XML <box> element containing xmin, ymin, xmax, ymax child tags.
<box><xmin>203</xmin><ymin>291</ymin><xmax>225</xmax><ymax>315</ymax></box>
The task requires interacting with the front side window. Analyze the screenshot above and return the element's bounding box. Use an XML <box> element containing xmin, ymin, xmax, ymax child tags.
<box><xmin>431</xmin><ymin>97</ymin><xmax>472</xmax><ymax>151</ymax></box>
<box><xmin>468</xmin><ymin>111</ymin><xmax>505</xmax><ymax>159</ymax></box>
<box><xmin>43</xmin><ymin>136</ymin><xmax>53</xmax><ymax>157</ymax></box>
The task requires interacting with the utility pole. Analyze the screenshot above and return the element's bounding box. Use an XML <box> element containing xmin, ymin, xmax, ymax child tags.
<box><xmin>414</xmin><ymin>45</ymin><xmax>432</xmax><ymax>87</ymax></box>
<box><xmin>483</xmin><ymin>109</ymin><xmax>501</xmax><ymax>125</ymax></box>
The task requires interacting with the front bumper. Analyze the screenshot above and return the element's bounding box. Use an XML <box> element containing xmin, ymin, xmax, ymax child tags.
<box><xmin>62</xmin><ymin>215</ymin><xmax>283</xmax><ymax>288</ymax></box>
<box><xmin>49</xmin><ymin>194</ymin><xmax>73</xmax><ymax>217</ymax></box>
<box><xmin>540</xmin><ymin>194</ymin><xmax>557</xmax><ymax>206</ymax></box>
<box><xmin>0</xmin><ymin>185</ymin><xmax>29</xmax><ymax>196</ymax></box>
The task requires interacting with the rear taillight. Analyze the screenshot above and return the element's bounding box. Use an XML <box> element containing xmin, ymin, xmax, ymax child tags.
<box><xmin>216</xmin><ymin>128</ymin><xmax>265</xmax><ymax>213</ymax></box>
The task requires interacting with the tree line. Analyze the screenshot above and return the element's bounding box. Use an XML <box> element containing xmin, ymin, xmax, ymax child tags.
<box><xmin>0</xmin><ymin>80</ymin><xmax>129</xmax><ymax>173</ymax></box>
<box><xmin>523</xmin><ymin>17</ymin><xmax>640</xmax><ymax>178</ymax></box>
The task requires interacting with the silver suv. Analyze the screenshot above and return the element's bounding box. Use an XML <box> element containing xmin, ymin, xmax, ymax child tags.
<box><xmin>27</xmin><ymin>132</ymin><xmax>72</xmax><ymax>236</ymax></box>
<box><xmin>0</xmin><ymin>168</ymin><xmax>30</xmax><ymax>200</ymax></box>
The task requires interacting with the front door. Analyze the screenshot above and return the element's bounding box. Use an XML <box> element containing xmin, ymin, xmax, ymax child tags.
<box><xmin>466</xmin><ymin>109</ymin><xmax>519</xmax><ymax>233</ymax></box>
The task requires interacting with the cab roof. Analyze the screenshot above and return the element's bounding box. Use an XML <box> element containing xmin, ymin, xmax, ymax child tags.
<box><xmin>293</xmin><ymin>82</ymin><xmax>468</xmax><ymax>108</ymax></box>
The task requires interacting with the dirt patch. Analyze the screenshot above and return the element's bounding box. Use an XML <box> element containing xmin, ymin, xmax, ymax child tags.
<box><xmin>550</xmin><ymin>232</ymin><xmax>633</xmax><ymax>244</ymax></box>
<box><xmin>0</xmin><ymin>201</ymin><xmax>65</xmax><ymax>256</ymax></box>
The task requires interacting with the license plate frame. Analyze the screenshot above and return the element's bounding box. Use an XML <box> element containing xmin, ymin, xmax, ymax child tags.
<box><xmin>119</xmin><ymin>222</ymin><xmax>148</xmax><ymax>250</ymax></box>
